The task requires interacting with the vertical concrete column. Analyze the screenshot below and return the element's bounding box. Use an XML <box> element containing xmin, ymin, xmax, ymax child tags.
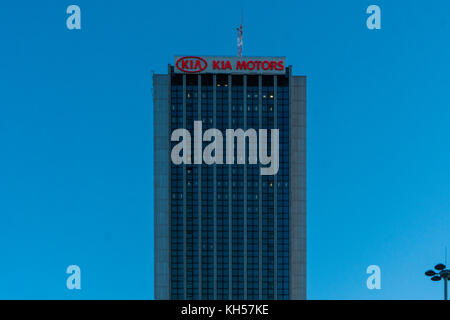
<box><xmin>182</xmin><ymin>74</ymin><xmax>187</xmax><ymax>300</ymax></box>
<box><xmin>289</xmin><ymin>71</ymin><xmax>307</xmax><ymax>300</ymax></box>
<box><xmin>153</xmin><ymin>74</ymin><xmax>170</xmax><ymax>300</ymax></box>
<box><xmin>228</xmin><ymin>74</ymin><xmax>233</xmax><ymax>300</ymax></box>
<box><xmin>258</xmin><ymin>75</ymin><xmax>263</xmax><ymax>299</ymax></box>
<box><xmin>197</xmin><ymin>74</ymin><xmax>202</xmax><ymax>299</ymax></box>
<box><xmin>243</xmin><ymin>75</ymin><xmax>248</xmax><ymax>299</ymax></box>
<box><xmin>213</xmin><ymin>74</ymin><xmax>217</xmax><ymax>299</ymax></box>
<box><xmin>273</xmin><ymin>75</ymin><xmax>278</xmax><ymax>299</ymax></box>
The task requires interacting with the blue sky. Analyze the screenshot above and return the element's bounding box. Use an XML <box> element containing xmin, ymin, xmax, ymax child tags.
<box><xmin>0</xmin><ymin>0</ymin><xmax>449</xmax><ymax>299</ymax></box>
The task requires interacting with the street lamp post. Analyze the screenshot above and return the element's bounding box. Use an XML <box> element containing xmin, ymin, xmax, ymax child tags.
<box><xmin>445</xmin><ymin>275</ymin><xmax>448</xmax><ymax>301</ymax></box>
<box><xmin>425</xmin><ymin>263</ymin><xmax>450</xmax><ymax>300</ymax></box>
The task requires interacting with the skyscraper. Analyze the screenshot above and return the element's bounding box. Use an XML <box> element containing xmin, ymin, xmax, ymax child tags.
<box><xmin>153</xmin><ymin>56</ymin><xmax>306</xmax><ymax>300</ymax></box>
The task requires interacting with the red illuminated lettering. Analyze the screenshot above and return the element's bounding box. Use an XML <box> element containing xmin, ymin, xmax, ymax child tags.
<box><xmin>236</xmin><ymin>61</ymin><xmax>246</xmax><ymax>70</ymax></box>
<box><xmin>176</xmin><ymin>56</ymin><xmax>208</xmax><ymax>73</ymax></box>
<box><xmin>224</xmin><ymin>61</ymin><xmax>232</xmax><ymax>70</ymax></box>
<box><xmin>277</xmin><ymin>60</ymin><xmax>284</xmax><ymax>71</ymax></box>
<box><xmin>213</xmin><ymin>60</ymin><xmax>221</xmax><ymax>70</ymax></box>
<box><xmin>176</xmin><ymin>56</ymin><xmax>284</xmax><ymax>73</ymax></box>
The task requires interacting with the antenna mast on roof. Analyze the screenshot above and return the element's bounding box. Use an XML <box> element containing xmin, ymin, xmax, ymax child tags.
<box><xmin>237</xmin><ymin>9</ymin><xmax>243</xmax><ymax>57</ymax></box>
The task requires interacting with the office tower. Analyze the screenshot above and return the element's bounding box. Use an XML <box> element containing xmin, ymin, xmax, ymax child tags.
<box><xmin>154</xmin><ymin>56</ymin><xmax>306</xmax><ymax>300</ymax></box>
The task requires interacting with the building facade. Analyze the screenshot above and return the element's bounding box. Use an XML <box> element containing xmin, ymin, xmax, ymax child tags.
<box><xmin>154</xmin><ymin>56</ymin><xmax>306</xmax><ymax>300</ymax></box>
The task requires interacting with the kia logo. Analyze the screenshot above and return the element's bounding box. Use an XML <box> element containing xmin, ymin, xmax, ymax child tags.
<box><xmin>176</xmin><ymin>56</ymin><xmax>207</xmax><ymax>73</ymax></box>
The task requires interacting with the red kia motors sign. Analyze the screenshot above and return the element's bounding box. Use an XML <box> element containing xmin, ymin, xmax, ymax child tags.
<box><xmin>176</xmin><ymin>56</ymin><xmax>207</xmax><ymax>73</ymax></box>
<box><xmin>174</xmin><ymin>56</ymin><xmax>286</xmax><ymax>75</ymax></box>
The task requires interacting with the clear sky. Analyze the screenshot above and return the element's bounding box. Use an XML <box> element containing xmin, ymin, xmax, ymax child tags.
<box><xmin>0</xmin><ymin>0</ymin><xmax>449</xmax><ymax>300</ymax></box>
